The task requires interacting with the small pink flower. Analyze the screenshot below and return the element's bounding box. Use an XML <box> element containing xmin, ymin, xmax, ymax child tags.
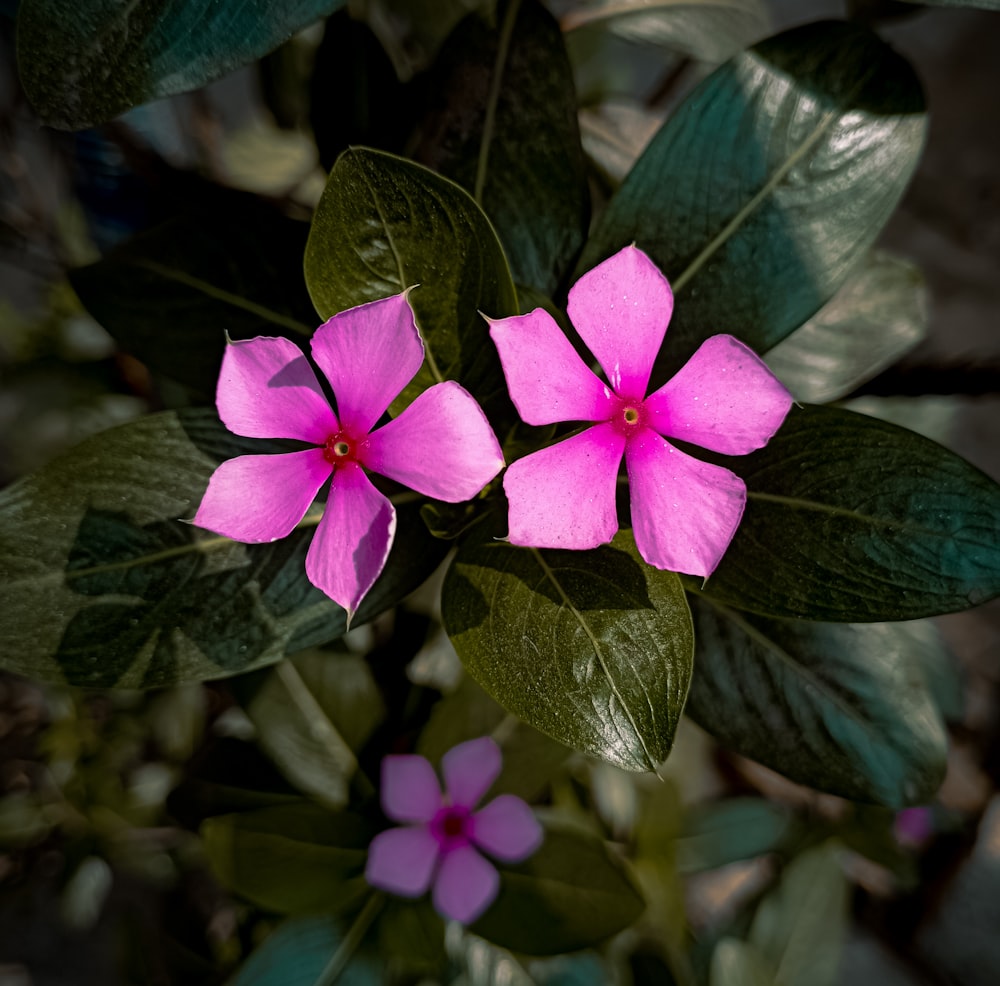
<box><xmin>894</xmin><ymin>806</ymin><xmax>934</xmax><ymax>847</ymax></box>
<box><xmin>488</xmin><ymin>245</ymin><xmax>793</xmax><ymax>577</ymax></box>
<box><xmin>193</xmin><ymin>292</ymin><xmax>504</xmax><ymax>619</ymax></box>
<box><xmin>365</xmin><ymin>737</ymin><xmax>542</xmax><ymax>924</ymax></box>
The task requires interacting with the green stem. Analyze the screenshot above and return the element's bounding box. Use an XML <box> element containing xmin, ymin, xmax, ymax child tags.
<box><xmin>315</xmin><ymin>893</ymin><xmax>384</xmax><ymax>986</ymax></box>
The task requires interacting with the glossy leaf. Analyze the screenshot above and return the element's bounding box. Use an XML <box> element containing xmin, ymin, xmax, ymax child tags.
<box><xmin>304</xmin><ymin>148</ymin><xmax>518</xmax><ymax>416</ymax></box>
<box><xmin>677</xmin><ymin>798</ymin><xmax>795</xmax><ymax>873</ymax></box>
<box><xmin>227</xmin><ymin>913</ymin><xmax>380</xmax><ymax>986</ymax></box>
<box><xmin>685</xmin><ymin>598</ymin><xmax>949</xmax><ymax>806</ymax></box>
<box><xmin>69</xmin><ymin>208</ymin><xmax>315</xmax><ymax>399</ymax></box>
<box><xmin>471</xmin><ymin>818</ymin><xmax>645</xmax><ymax>954</ymax></box>
<box><xmin>443</xmin><ymin>529</ymin><xmax>694</xmax><ymax>772</ymax></box>
<box><xmin>562</xmin><ymin>0</ymin><xmax>769</xmax><ymax>64</ymax></box>
<box><xmin>0</xmin><ymin>409</ymin><xmax>447</xmax><ymax>687</ymax></box>
<box><xmin>765</xmin><ymin>251</ymin><xmax>927</xmax><ymax>404</ymax></box>
<box><xmin>232</xmin><ymin>649</ymin><xmax>385</xmax><ymax>810</ymax></box>
<box><xmin>692</xmin><ymin>404</ymin><xmax>1000</xmax><ymax>621</ymax></box>
<box><xmin>16</xmin><ymin>0</ymin><xmax>345</xmax><ymax>130</ymax></box>
<box><xmin>579</xmin><ymin>20</ymin><xmax>926</xmax><ymax>368</ymax></box>
<box><xmin>410</xmin><ymin>0</ymin><xmax>589</xmax><ymax>296</ymax></box>
<box><xmin>201</xmin><ymin>803</ymin><xmax>371</xmax><ymax>916</ymax></box>
<box><xmin>749</xmin><ymin>843</ymin><xmax>848</xmax><ymax>986</ymax></box>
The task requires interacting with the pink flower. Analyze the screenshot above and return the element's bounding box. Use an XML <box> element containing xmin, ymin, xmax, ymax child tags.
<box><xmin>488</xmin><ymin>246</ymin><xmax>793</xmax><ymax>577</ymax></box>
<box><xmin>365</xmin><ymin>737</ymin><xmax>543</xmax><ymax>924</ymax></box>
<box><xmin>193</xmin><ymin>292</ymin><xmax>504</xmax><ymax>619</ymax></box>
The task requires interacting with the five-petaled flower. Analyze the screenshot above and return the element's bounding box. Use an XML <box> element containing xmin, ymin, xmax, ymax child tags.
<box><xmin>487</xmin><ymin>245</ymin><xmax>793</xmax><ymax>577</ymax></box>
<box><xmin>193</xmin><ymin>292</ymin><xmax>504</xmax><ymax>619</ymax></box>
<box><xmin>365</xmin><ymin>737</ymin><xmax>542</xmax><ymax>924</ymax></box>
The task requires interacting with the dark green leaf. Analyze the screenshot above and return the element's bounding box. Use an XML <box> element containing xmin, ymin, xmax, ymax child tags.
<box><xmin>562</xmin><ymin>0</ymin><xmax>769</xmax><ymax>64</ymax></box>
<box><xmin>691</xmin><ymin>404</ymin><xmax>1000</xmax><ymax>621</ymax></box>
<box><xmin>709</xmin><ymin>939</ymin><xmax>772</xmax><ymax>986</ymax></box>
<box><xmin>304</xmin><ymin>147</ymin><xmax>518</xmax><ymax>417</ymax></box>
<box><xmin>677</xmin><ymin>799</ymin><xmax>795</xmax><ymax>873</ymax></box>
<box><xmin>16</xmin><ymin>0</ymin><xmax>345</xmax><ymax>130</ymax></box>
<box><xmin>69</xmin><ymin>209</ymin><xmax>315</xmax><ymax>399</ymax></box>
<box><xmin>201</xmin><ymin>803</ymin><xmax>371</xmax><ymax>916</ymax></box>
<box><xmin>233</xmin><ymin>650</ymin><xmax>385</xmax><ymax>810</ymax></box>
<box><xmin>471</xmin><ymin>818</ymin><xmax>645</xmax><ymax>955</ymax></box>
<box><xmin>748</xmin><ymin>844</ymin><xmax>848</xmax><ymax>986</ymax></box>
<box><xmin>410</xmin><ymin>0</ymin><xmax>589</xmax><ymax>297</ymax></box>
<box><xmin>0</xmin><ymin>409</ymin><xmax>447</xmax><ymax>687</ymax></box>
<box><xmin>686</xmin><ymin>597</ymin><xmax>949</xmax><ymax>806</ymax></box>
<box><xmin>443</xmin><ymin>529</ymin><xmax>694</xmax><ymax>772</ymax></box>
<box><xmin>764</xmin><ymin>251</ymin><xmax>927</xmax><ymax>404</ymax></box>
<box><xmin>227</xmin><ymin>913</ymin><xmax>381</xmax><ymax>986</ymax></box>
<box><xmin>579</xmin><ymin>21</ymin><xmax>926</xmax><ymax>368</ymax></box>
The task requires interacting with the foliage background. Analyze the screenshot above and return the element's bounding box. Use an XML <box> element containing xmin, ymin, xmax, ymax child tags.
<box><xmin>1</xmin><ymin>0</ymin><xmax>1000</xmax><ymax>983</ymax></box>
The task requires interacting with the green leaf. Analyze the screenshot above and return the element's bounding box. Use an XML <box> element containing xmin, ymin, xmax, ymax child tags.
<box><xmin>304</xmin><ymin>147</ymin><xmax>518</xmax><ymax>417</ymax></box>
<box><xmin>69</xmin><ymin>208</ymin><xmax>316</xmax><ymax>399</ymax></box>
<box><xmin>16</xmin><ymin>0</ymin><xmax>345</xmax><ymax>130</ymax></box>
<box><xmin>709</xmin><ymin>938</ymin><xmax>773</xmax><ymax>986</ymax></box>
<box><xmin>418</xmin><ymin>674</ymin><xmax>571</xmax><ymax>803</ymax></box>
<box><xmin>677</xmin><ymin>799</ymin><xmax>795</xmax><ymax>873</ymax></box>
<box><xmin>232</xmin><ymin>650</ymin><xmax>385</xmax><ymax>810</ymax></box>
<box><xmin>748</xmin><ymin>844</ymin><xmax>848</xmax><ymax>986</ymax></box>
<box><xmin>685</xmin><ymin>598</ymin><xmax>949</xmax><ymax>806</ymax></box>
<box><xmin>562</xmin><ymin>0</ymin><xmax>770</xmax><ymax>64</ymax></box>
<box><xmin>227</xmin><ymin>913</ymin><xmax>380</xmax><ymax>986</ymax></box>
<box><xmin>579</xmin><ymin>20</ymin><xmax>926</xmax><ymax>368</ymax></box>
<box><xmin>691</xmin><ymin>405</ymin><xmax>1000</xmax><ymax>620</ymax></box>
<box><xmin>201</xmin><ymin>803</ymin><xmax>371</xmax><ymax>916</ymax></box>
<box><xmin>471</xmin><ymin>817</ymin><xmax>645</xmax><ymax>954</ymax></box>
<box><xmin>764</xmin><ymin>251</ymin><xmax>927</xmax><ymax>404</ymax></box>
<box><xmin>410</xmin><ymin>0</ymin><xmax>589</xmax><ymax>297</ymax></box>
<box><xmin>0</xmin><ymin>409</ymin><xmax>447</xmax><ymax>687</ymax></box>
<box><xmin>443</xmin><ymin>529</ymin><xmax>694</xmax><ymax>772</ymax></box>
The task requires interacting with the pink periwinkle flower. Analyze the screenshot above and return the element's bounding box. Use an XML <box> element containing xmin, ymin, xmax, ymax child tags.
<box><xmin>488</xmin><ymin>245</ymin><xmax>794</xmax><ymax>577</ymax></box>
<box><xmin>193</xmin><ymin>292</ymin><xmax>504</xmax><ymax>618</ymax></box>
<box><xmin>365</xmin><ymin>737</ymin><xmax>543</xmax><ymax>924</ymax></box>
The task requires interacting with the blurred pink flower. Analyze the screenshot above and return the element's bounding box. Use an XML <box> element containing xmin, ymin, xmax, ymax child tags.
<box><xmin>894</xmin><ymin>806</ymin><xmax>934</xmax><ymax>847</ymax></box>
<box><xmin>488</xmin><ymin>245</ymin><xmax>793</xmax><ymax>577</ymax></box>
<box><xmin>365</xmin><ymin>737</ymin><xmax>542</xmax><ymax>924</ymax></box>
<box><xmin>193</xmin><ymin>293</ymin><xmax>504</xmax><ymax>619</ymax></box>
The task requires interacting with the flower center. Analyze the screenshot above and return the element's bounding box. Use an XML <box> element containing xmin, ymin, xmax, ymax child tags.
<box><xmin>610</xmin><ymin>396</ymin><xmax>647</xmax><ymax>436</ymax></box>
<box><xmin>323</xmin><ymin>432</ymin><xmax>357</xmax><ymax>466</ymax></box>
<box><xmin>430</xmin><ymin>805</ymin><xmax>472</xmax><ymax>853</ymax></box>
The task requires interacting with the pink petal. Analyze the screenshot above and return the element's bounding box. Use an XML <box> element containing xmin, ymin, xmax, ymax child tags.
<box><xmin>566</xmin><ymin>246</ymin><xmax>673</xmax><ymax>399</ymax></box>
<box><xmin>644</xmin><ymin>335</ymin><xmax>793</xmax><ymax>454</ymax></box>
<box><xmin>488</xmin><ymin>309</ymin><xmax>615</xmax><ymax>425</ymax></box>
<box><xmin>192</xmin><ymin>449</ymin><xmax>329</xmax><ymax>542</ymax></box>
<box><xmin>365</xmin><ymin>826</ymin><xmax>439</xmax><ymax>897</ymax></box>
<box><xmin>311</xmin><ymin>293</ymin><xmax>424</xmax><ymax>433</ymax></box>
<box><xmin>432</xmin><ymin>845</ymin><xmax>500</xmax><ymax>924</ymax></box>
<box><xmin>441</xmin><ymin>737</ymin><xmax>502</xmax><ymax>809</ymax></box>
<box><xmin>472</xmin><ymin>795</ymin><xmax>543</xmax><ymax>863</ymax></box>
<box><xmin>363</xmin><ymin>382</ymin><xmax>504</xmax><ymax>502</ymax></box>
<box><xmin>504</xmin><ymin>425</ymin><xmax>625</xmax><ymax>550</ymax></box>
<box><xmin>304</xmin><ymin>462</ymin><xmax>396</xmax><ymax>617</ymax></box>
<box><xmin>626</xmin><ymin>431</ymin><xmax>746</xmax><ymax>577</ymax></box>
<box><xmin>215</xmin><ymin>336</ymin><xmax>337</xmax><ymax>443</ymax></box>
<box><xmin>381</xmin><ymin>755</ymin><xmax>442</xmax><ymax>823</ymax></box>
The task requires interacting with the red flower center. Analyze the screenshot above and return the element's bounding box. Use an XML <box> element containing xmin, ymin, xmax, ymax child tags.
<box><xmin>431</xmin><ymin>805</ymin><xmax>472</xmax><ymax>853</ymax></box>
<box><xmin>323</xmin><ymin>432</ymin><xmax>357</xmax><ymax>466</ymax></box>
<box><xmin>609</xmin><ymin>395</ymin><xmax>648</xmax><ymax>436</ymax></box>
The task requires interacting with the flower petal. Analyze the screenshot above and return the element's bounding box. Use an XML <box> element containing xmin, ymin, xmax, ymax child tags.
<box><xmin>365</xmin><ymin>826</ymin><xmax>439</xmax><ymax>897</ymax></box>
<box><xmin>364</xmin><ymin>382</ymin><xmax>504</xmax><ymax>501</ymax></box>
<box><xmin>441</xmin><ymin>737</ymin><xmax>501</xmax><ymax>809</ymax></box>
<box><xmin>215</xmin><ymin>336</ymin><xmax>337</xmax><ymax>443</ymax></box>
<box><xmin>626</xmin><ymin>431</ymin><xmax>746</xmax><ymax>577</ymax></box>
<box><xmin>304</xmin><ymin>462</ymin><xmax>396</xmax><ymax>617</ymax></box>
<box><xmin>645</xmin><ymin>335</ymin><xmax>793</xmax><ymax>454</ymax></box>
<box><xmin>381</xmin><ymin>755</ymin><xmax>442</xmax><ymax>823</ymax></box>
<box><xmin>432</xmin><ymin>845</ymin><xmax>500</xmax><ymax>924</ymax></box>
<box><xmin>566</xmin><ymin>245</ymin><xmax>673</xmax><ymax>399</ymax></box>
<box><xmin>192</xmin><ymin>449</ymin><xmax>329</xmax><ymax>542</ymax></box>
<box><xmin>472</xmin><ymin>795</ymin><xmax>543</xmax><ymax>863</ymax></box>
<box><xmin>504</xmin><ymin>425</ymin><xmax>624</xmax><ymax>550</ymax></box>
<box><xmin>311</xmin><ymin>293</ymin><xmax>424</xmax><ymax>434</ymax></box>
<box><xmin>488</xmin><ymin>309</ymin><xmax>615</xmax><ymax>425</ymax></box>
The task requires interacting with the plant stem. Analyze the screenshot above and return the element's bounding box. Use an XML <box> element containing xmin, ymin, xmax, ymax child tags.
<box><xmin>315</xmin><ymin>893</ymin><xmax>384</xmax><ymax>986</ymax></box>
